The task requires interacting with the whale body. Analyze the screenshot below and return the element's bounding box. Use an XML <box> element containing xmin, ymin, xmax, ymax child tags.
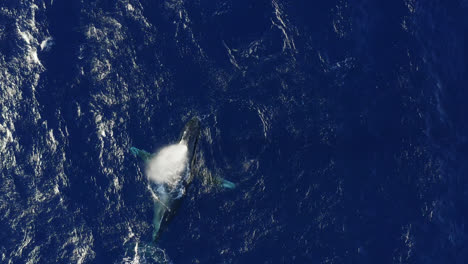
<box><xmin>151</xmin><ymin>117</ymin><xmax>201</xmax><ymax>240</ymax></box>
<box><xmin>131</xmin><ymin>117</ymin><xmax>235</xmax><ymax>241</ymax></box>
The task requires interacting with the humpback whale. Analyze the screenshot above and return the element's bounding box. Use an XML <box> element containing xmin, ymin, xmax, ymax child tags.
<box><xmin>131</xmin><ymin>117</ymin><xmax>235</xmax><ymax>241</ymax></box>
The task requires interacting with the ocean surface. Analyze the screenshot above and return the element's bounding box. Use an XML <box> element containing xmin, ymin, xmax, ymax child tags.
<box><xmin>1</xmin><ymin>0</ymin><xmax>468</xmax><ymax>263</ymax></box>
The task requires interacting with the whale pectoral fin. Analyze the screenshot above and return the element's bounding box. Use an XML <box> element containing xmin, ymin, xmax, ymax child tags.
<box><xmin>130</xmin><ymin>147</ymin><xmax>152</xmax><ymax>162</ymax></box>
<box><xmin>207</xmin><ymin>174</ymin><xmax>236</xmax><ymax>189</ymax></box>
<box><xmin>220</xmin><ymin>178</ymin><xmax>236</xmax><ymax>189</ymax></box>
<box><xmin>213</xmin><ymin>176</ymin><xmax>236</xmax><ymax>189</ymax></box>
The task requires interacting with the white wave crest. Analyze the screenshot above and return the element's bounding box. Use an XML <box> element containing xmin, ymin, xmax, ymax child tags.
<box><xmin>146</xmin><ymin>143</ymin><xmax>188</xmax><ymax>186</ymax></box>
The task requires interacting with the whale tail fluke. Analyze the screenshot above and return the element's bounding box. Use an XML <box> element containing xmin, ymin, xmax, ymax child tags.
<box><xmin>220</xmin><ymin>178</ymin><xmax>236</xmax><ymax>189</ymax></box>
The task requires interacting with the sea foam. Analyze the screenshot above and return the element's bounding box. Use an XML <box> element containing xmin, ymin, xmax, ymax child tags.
<box><xmin>146</xmin><ymin>142</ymin><xmax>188</xmax><ymax>186</ymax></box>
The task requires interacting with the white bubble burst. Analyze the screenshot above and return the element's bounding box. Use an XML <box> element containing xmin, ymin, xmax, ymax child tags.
<box><xmin>146</xmin><ymin>142</ymin><xmax>188</xmax><ymax>186</ymax></box>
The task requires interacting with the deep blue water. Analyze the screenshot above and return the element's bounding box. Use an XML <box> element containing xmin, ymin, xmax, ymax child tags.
<box><xmin>1</xmin><ymin>0</ymin><xmax>468</xmax><ymax>263</ymax></box>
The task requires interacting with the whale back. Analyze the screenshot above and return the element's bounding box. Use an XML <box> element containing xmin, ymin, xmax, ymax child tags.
<box><xmin>179</xmin><ymin>118</ymin><xmax>200</xmax><ymax>165</ymax></box>
<box><xmin>152</xmin><ymin>117</ymin><xmax>201</xmax><ymax>240</ymax></box>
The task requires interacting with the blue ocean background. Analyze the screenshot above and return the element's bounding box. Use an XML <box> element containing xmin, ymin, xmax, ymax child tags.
<box><xmin>1</xmin><ymin>0</ymin><xmax>468</xmax><ymax>263</ymax></box>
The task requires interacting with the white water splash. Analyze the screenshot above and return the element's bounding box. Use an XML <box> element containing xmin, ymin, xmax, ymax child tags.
<box><xmin>146</xmin><ymin>142</ymin><xmax>188</xmax><ymax>186</ymax></box>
